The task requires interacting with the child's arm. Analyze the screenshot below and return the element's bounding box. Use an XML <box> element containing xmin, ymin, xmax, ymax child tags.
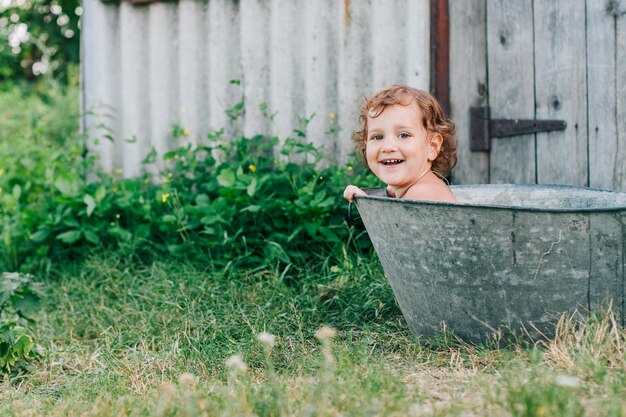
<box><xmin>343</xmin><ymin>185</ymin><xmax>367</xmax><ymax>202</ymax></box>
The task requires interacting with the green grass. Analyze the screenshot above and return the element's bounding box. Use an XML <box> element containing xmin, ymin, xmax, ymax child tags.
<box><xmin>1</xmin><ymin>254</ymin><xmax>625</xmax><ymax>416</ymax></box>
<box><xmin>1</xmin><ymin>79</ymin><xmax>625</xmax><ymax>416</ymax></box>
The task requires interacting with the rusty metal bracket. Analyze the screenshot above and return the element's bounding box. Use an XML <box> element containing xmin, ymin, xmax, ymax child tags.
<box><xmin>470</xmin><ymin>106</ymin><xmax>567</xmax><ymax>152</ymax></box>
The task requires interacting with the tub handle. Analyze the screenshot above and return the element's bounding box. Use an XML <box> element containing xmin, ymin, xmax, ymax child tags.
<box><xmin>346</xmin><ymin>202</ymin><xmax>361</xmax><ymax>224</ymax></box>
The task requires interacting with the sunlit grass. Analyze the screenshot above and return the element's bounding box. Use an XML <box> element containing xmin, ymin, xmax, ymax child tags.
<box><xmin>1</xmin><ymin>78</ymin><xmax>624</xmax><ymax>416</ymax></box>
<box><xmin>1</xmin><ymin>253</ymin><xmax>625</xmax><ymax>416</ymax></box>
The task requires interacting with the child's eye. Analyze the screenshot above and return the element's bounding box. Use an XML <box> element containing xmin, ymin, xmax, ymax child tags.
<box><xmin>398</xmin><ymin>132</ymin><xmax>410</xmax><ymax>139</ymax></box>
<box><xmin>369</xmin><ymin>134</ymin><xmax>383</xmax><ymax>141</ymax></box>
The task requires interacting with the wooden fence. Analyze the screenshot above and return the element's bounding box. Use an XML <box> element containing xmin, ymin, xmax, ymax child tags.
<box><xmin>450</xmin><ymin>0</ymin><xmax>626</xmax><ymax>190</ymax></box>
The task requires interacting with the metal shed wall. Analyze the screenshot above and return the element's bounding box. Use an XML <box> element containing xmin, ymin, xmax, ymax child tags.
<box><xmin>81</xmin><ymin>0</ymin><xmax>430</xmax><ymax>176</ymax></box>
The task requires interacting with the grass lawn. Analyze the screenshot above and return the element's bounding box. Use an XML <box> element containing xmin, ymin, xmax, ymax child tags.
<box><xmin>1</xmin><ymin>79</ymin><xmax>624</xmax><ymax>416</ymax></box>
<box><xmin>1</xmin><ymin>254</ymin><xmax>625</xmax><ymax>416</ymax></box>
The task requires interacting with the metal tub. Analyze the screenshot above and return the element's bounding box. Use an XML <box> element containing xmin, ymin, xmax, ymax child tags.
<box><xmin>355</xmin><ymin>184</ymin><xmax>626</xmax><ymax>341</ymax></box>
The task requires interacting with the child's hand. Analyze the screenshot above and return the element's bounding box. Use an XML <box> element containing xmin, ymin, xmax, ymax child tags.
<box><xmin>343</xmin><ymin>185</ymin><xmax>367</xmax><ymax>202</ymax></box>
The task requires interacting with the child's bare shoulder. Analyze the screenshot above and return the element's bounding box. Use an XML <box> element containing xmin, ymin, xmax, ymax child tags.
<box><xmin>403</xmin><ymin>182</ymin><xmax>457</xmax><ymax>203</ymax></box>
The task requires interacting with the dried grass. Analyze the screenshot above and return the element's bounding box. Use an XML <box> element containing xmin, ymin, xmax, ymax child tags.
<box><xmin>540</xmin><ymin>302</ymin><xmax>626</xmax><ymax>373</ymax></box>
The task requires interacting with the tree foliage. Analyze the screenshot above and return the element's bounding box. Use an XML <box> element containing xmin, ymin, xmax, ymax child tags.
<box><xmin>0</xmin><ymin>0</ymin><xmax>80</xmax><ymax>82</ymax></box>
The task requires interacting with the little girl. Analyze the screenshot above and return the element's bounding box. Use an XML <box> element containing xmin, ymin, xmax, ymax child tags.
<box><xmin>343</xmin><ymin>85</ymin><xmax>457</xmax><ymax>203</ymax></box>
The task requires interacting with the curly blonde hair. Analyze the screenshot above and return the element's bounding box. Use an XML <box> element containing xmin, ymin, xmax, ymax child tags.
<box><xmin>352</xmin><ymin>85</ymin><xmax>457</xmax><ymax>175</ymax></box>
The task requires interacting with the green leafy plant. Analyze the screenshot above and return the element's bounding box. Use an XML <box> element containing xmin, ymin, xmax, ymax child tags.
<box><xmin>0</xmin><ymin>272</ymin><xmax>44</xmax><ymax>372</ymax></box>
<box><xmin>0</xmin><ymin>0</ymin><xmax>80</xmax><ymax>82</ymax></box>
<box><xmin>1</xmin><ymin>81</ymin><xmax>381</xmax><ymax>272</ymax></box>
<box><xmin>0</xmin><ymin>321</ymin><xmax>36</xmax><ymax>373</ymax></box>
<box><xmin>0</xmin><ymin>77</ymin><xmax>82</xmax><ymax>270</ymax></box>
<box><xmin>148</xmin><ymin>130</ymin><xmax>379</xmax><ymax>268</ymax></box>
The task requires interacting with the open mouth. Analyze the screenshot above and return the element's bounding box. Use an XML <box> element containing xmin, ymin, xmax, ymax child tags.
<box><xmin>381</xmin><ymin>159</ymin><xmax>404</xmax><ymax>165</ymax></box>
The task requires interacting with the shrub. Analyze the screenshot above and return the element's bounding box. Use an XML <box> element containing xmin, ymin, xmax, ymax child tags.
<box><xmin>16</xmin><ymin>132</ymin><xmax>377</xmax><ymax>270</ymax></box>
<box><xmin>155</xmin><ymin>130</ymin><xmax>377</xmax><ymax>267</ymax></box>
<box><xmin>0</xmin><ymin>78</ymin><xmax>82</xmax><ymax>269</ymax></box>
<box><xmin>0</xmin><ymin>80</ymin><xmax>374</xmax><ymax>270</ymax></box>
<box><xmin>0</xmin><ymin>82</ymin><xmax>380</xmax><ymax>271</ymax></box>
<box><xmin>0</xmin><ymin>272</ymin><xmax>44</xmax><ymax>373</ymax></box>
<box><xmin>0</xmin><ymin>0</ymin><xmax>80</xmax><ymax>82</ymax></box>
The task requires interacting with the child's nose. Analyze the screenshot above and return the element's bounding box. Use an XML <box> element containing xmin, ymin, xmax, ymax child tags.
<box><xmin>381</xmin><ymin>137</ymin><xmax>398</xmax><ymax>151</ymax></box>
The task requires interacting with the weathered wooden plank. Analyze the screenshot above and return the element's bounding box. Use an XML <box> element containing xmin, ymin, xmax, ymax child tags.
<box><xmin>587</xmin><ymin>1</ymin><xmax>617</xmax><ymax>190</ymax></box>
<box><xmin>487</xmin><ymin>0</ymin><xmax>535</xmax><ymax>184</ymax></box>
<box><xmin>119</xmin><ymin>2</ymin><xmax>151</xmax><ymax>177</ymax></box>
<box><xmin>149</xmin><ymin>3</ymin><xmax>178</xmax><ymax>172</ymax></box>
<box><xmin>616</xmin><ymin>7</ymin><xmax>626</xmax><ymax>191</ymax></box>
<box><xmin>534</xmin><ymin>0</ymin><xmax>587</xmax><ymax>185</ymax></box>
<box><xmin>449</xmin><ymin>0</ymin><xmax>489</xmax><ymax>184</ymax></box>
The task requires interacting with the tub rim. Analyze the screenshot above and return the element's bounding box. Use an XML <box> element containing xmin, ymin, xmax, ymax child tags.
<box><xmin>355</xmin><ymin>183</ymin><xmax>626</xmax><ymax>213</ymax></box>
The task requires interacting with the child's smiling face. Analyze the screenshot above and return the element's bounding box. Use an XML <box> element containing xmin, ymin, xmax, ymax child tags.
<box><xmin>365</xmin><ymin>103</ymin><xmax>440</xmax><ymax>195</ymax></box>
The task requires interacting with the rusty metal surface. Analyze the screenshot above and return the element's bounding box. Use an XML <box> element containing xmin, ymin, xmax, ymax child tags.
<box><xmin>355</xmin><ymin>184</ymin><xmax>626</xmax><ymax>341</ymax></box>
<box><xmin>430</xmin><ymin>0</ymin><xmax>450</xmax><ymax>115</ymax></box>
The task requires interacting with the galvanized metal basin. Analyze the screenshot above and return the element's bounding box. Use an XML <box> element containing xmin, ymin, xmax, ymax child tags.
<box><xmin>355</xmin><ymin>184</ymin><xmax>626</xmax><ymax>341</ymax></box>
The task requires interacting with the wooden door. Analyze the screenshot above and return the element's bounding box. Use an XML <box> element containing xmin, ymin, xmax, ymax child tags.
<box><xmin>451</xmin><ymin>0</ymin><xmax>626</xmax><ymax>190</ymax></box>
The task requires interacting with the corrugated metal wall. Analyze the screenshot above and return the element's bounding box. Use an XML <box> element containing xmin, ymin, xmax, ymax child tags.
<box><xmin>81</xmin><ymin>0</ymin><xmax>430</xmax><ymax>176</ymax></box>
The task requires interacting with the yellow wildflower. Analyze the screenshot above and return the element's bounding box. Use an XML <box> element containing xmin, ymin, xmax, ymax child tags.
<box><xmin>162</xmin><ymin>193</ymin><xmax>170</xmax><ymax>203</ymax></box>
<box><xmin>183</xmin><ymin>129</ymin><xmax>191</xmax><ymax>136</ymax></box>
<box><xmin>249</xmin><ymin>164</ymin><xmax>256</xmax><ymax>173</ymax></box>
<box><xmin>347</xmin><ymin>165</ymin><xmax>353</xmax><ymax>171</ymax></box>
<box><xmin>329</xmin><ymin>113</ymin><xmax>336</xmax><ymax>119</ymax></box>
<box><xmin>163</xmin><ymin>177</ymin><xmax>171</xmax><ymax>184</ymax></box>
<box><xmin>114</xmin><ymin>168</ymin><xmax>123</xmax><ymax>175</ymax></box>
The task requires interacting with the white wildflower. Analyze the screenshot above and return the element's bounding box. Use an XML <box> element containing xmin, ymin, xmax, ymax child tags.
<box><xmin>178</xmin><ymin>372</ymin><xmax>197</xmax><ymax>388</ymax></box>
<box><xmin>225</xmin><ymin>354</ymin><xmax>248</xmax><ymax>373</ymax></box>
<box><xmin>257</xmin><ymin>332</ymin><xmax>276</xmax><ymax>349</ymax></box>
<box><xmin>158</xmin><ymin>380</ymin><xmax>176</xmax><ymax>398</ymax></box>
<box><xmin>554</xmin><ymin>374</ymin><xmax>581</xmax><ymax>388</ymax></box>
<box><xmin>315</xmin><ymin>326</ymin><xmax>337</xmax><ymax>341</ymax></box>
